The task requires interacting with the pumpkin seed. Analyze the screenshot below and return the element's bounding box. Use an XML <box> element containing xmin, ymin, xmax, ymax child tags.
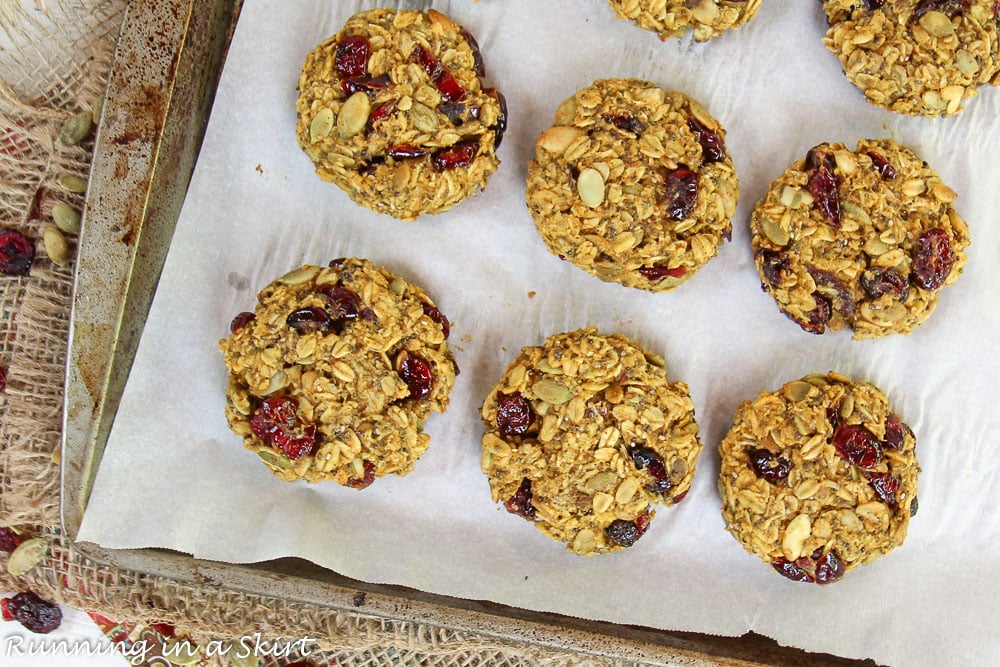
<box><xmin>58</xmin><ymin>174</ymin><xmax>88</xmax><ymax>192</ymax></box>
<box><xmin>59</xmin><ymin>111</ymin><xmax>93</xmax><ymax>146</ymax></box>
<box><xmin>43</xmin><ymin>226</ymin><xmax>70</xmax><ymax>267</ymax></box>
<box><xmin>337</xmin><ymin>92</ymin><xmax>370</xmax><ymax>139</ymax></box>
<box><xmin>532</xmin><ymin>378</ymin><xmax>572</xmax><ymax>404</ymax></box>
<box><xmin>52</xmin><ymin>203</ymin><xmax>81</xmax><ymax>235</ymax></box>
<box><xmin>256</xmin><ymin>449</ymin><xmax>293</xmax><ymax>469</ymax></box>
<box><xmin>309</xmin><ymin>107</ymin><xmax>334</xmax><ymax>142</ymax></box>
<box><xmin>919</xmin><ymin>11</ymin><xmax>954</xmax><ymax>38</ymax></box>
<box><xmin>7</xmin><ymin>537</ymin><xmax>48</xmax><ymax>576</ymax></box>
<box><xmin>577</xmin><ymin>168</ymin><xmax>605</xmax><ymax>208</ymax></box>
<box><xmin>409</xmin><ymin>101</ymin><xmax>438</xmax><ymax>133</ymax></box>
<box><xmin>277</xmin><ymin>265</ymin><xmax>319</xmax><ymax>284</ymax></box>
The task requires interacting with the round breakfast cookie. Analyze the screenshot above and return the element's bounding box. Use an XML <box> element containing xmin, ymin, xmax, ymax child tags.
<box><xmin>295</xmin><ymin>8</ymin><xmax>506</xmax><ymax>220</ymax></box>
<box><xmin>751</xmin><ymin>138</ymin><xmax>970</xmax><ymax>339</ymax></box>
<box><xmin>821</xmin><ymin>0</ymin><xmax>1000</xmax><ymax>116</ymax></box>
<box><xmin>525</xmin><ymin>79</ymin><xmax>739</xmax><ymax>292</ymax></box>
<box><xmin>607</xmin><ymin>0</ymin><xmax>763</xmax><ymax>41</ymax></box>
<box><xmin>219</xmin><ymin>258</ymin><xmax>456</xmax><ymax>487</ymax></box>
<box><xmin>480</xmin><ymin>328</ymin><xmax>702</xmax><ymax>555</ymax></box>
<box><xmin>719</xmin><ymin>372</ymin><xmax>920</xmax><ymax>584</ymax></box>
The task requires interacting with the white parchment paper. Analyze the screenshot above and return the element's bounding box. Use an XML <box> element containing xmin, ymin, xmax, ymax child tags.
<box><xmin>78</xmin><ymin>1</ymin><xmax>1000</xmax><ymax>664</ymax></box>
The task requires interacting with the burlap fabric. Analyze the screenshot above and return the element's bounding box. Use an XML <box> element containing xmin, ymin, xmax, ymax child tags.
<box><xmin>0</xmin><ymin>2</ymin><xmax>624</xmax><ymax>664</ymax></box>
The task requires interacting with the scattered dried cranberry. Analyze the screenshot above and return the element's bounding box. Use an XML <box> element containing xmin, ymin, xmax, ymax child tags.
<box><xmin>748</xmin><ymin>448</ymin><xmax>791</xmax><ymax>483</ymax></box>
<box><xmin>336</xmin><ymin>35</ymin><xmax>371</xmax><ymax>77</ymax></box>
<box><xmin>797</xmin><ymin>292</ymin><xmax>833</xmax><ymax>334</ymax></box>
<box><xmin>0</xmin><ymin>598</ymin><xmax>11</xmax><ymax>622</ymax></box>
<box><xmin>663</xmin><ymin>166</ymin><xmax>699</xmax><ymax>220</ymax></box>
<box><xmin>414</xmin><ymin>45</ymin><xmax>466</xmax><ymax>102</ymax></box>
<box><xmin>496</xmin><ymin>392</ymin><xmax>535</xmax><ymax>436</ymax></box>
<box><xmin>433</xmin><ymin>140</ymin><xmax>478</xmax><ymax>170</ymax></box>
<box><xmin>757</xmin><ymin>249</ymin><xmax>791</xmax><ymax>288</ymax></box>
<box><xmin>387</xmin><ymin>145</ymin><xmax>428</xmax><ymax>159</ymax></box>
<box><xmin>230</xmin><ymin>311</ymin><xmax>255</xmax><ymax>333</ymax></box>
<box><xmin>504</xmin><ymin>478</ymin><xmax>536</xmax><ymax>518</ymax></box>
<box><xmin>340</xmin><ymin>74</ymin><xmax>389</xmax><ymax>96</ymax></box>
<box><xmin>866</xmin><ymin>0</ymin><xmax>885</xmax><ymax>9</ymax></box>
<box><xmin>5</xmin><ymin>592</ymin><xmax>62</xmax><ymax>634</ymax></box>
<box><xmin>346</xmin><ymin>460</ymin><xmax>376</xmax><ymax>489</ymax></box>
<box><xmin>672</xmin><ymin>490</ymin><xmax>689</xmax><ymax>504</ymax></box>
<box><xmin>460</xmin><ymin>28</ymin><xmax>486</xmax><ymax>78</ymax></box>
<box><xmin>913</xmin><ymin>0</ymin><xmax>970</xmax><ymax>19</ymax></box>
<box><xmin>0</xmin><ymin>527</ymin><xmax>21</xmax><ymax>553</ymax></box>
<box><xmin>638</xmin><ymin>264</ymin><xmax>686</xmax><ymax>282</ymax></box>
<box><xmin>806</xmin><ymin>163</ymin><xmax>841</xmax><ymax>228</ymax></box>
<box><xmin>287</xmin><ymin>306</ymin><xmax>331</xmax><ymax>333</ymax></box>
<box><xmin>485</xmin><ymin>88</ymin><xmax>507</xmax><ymax>149</ymax></box>
<box><xmin>630</xmin><ymin>445</ymin><xmax>672</xmax><ymax>494</ymax></box>
<box><xmin>814</xmin><ymin>551</ymin><xmax>846</xmax><ymax>584</ymax></box>
<box><xmin>0</xmin><ymin>367</ymin><xmax>6</xmax><ymax>394</ymax></box>
<box><xmin>396</xmin><ymin>352</ymin><xmax>433</xmax><ymax>400</ymax></box>
<box><xmin>602</xmin><ymin>113</ymin><xmax>644</xmax><ymax>136</ymax></box>
<box><xmin>150</xmin><ymin>623</ymin><xmax>177</xmax><ymax>638</ymax></box>
<box><xmin>772</xmin><ymin>558</ymin><xmax>815</xmax><ymax>583</ymax></box>
<box><xmin>370</xmin><ymin>99</ymin><xmax>398</xmax><ymax>124</ymax></box>
<box><xmin>605</xmin><ymin>519</ymin><xmax>644</xmax><ymax>547</ymax></box>
<box><xmin>912</xmin><ymin>228</ymin><xmax>955</xmax><ymax>291</ymax></box>
<box><xmin>28</xmin><ymin>186</ymin><xmax>45</xmax><ymax>221</ymax></box>
<box><xmin>867</xmin><ymin>471</ymin><xmax>900</xmax><ymax>506</ymax></box>
<box><xmin>832</xmin><ymin>423</ymin><xmax>883</xmax><ymax>469</ymax></box>
<box><xmin>250</xmin><ymin>396</ymin><xmax>316</xmax><ymax>460</ymax></box>
<box><xmin>866</xmin><ymin>151</ymin><xmax>897</xmax><ymax>179</ymax></box>
<box><xmin>882</xmin><ymin>413</ymin><xmax>911</xmax><ymax>450</ymax></box>
<box><xmin>440</xmin><ymin>101</ymin><xmax>467</xmax><ymax>125</ymax></box>
<box><xmin>0</xmin><ymin>228</ymin><xmax>34</xmax><ymax>276</ymax></box>
<box><xmin>423</xmin><ymin>304</ymin><xmax>450</xmax><ymax>338</ymax></box>
<box><xmin>808</xmin><ymin>268</ymin><xmax>856</xmax><ymax>316</ymax></box>
<box><xmin>861</xmin><ymin>267</ymin><xmax>909</xmax><ymax>302</ymax></box>
<box><xmin>687</xmin><ymin>116</ymin><xmax>726</xmax><ymax>163</ymax></box>
<box><xmin>316</xmin><ymin>284</ymin><xmax>361</xmax><ymax>323</ymax></box>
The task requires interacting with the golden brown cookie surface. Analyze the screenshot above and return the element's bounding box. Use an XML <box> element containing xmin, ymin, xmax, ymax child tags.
<box><xmin>751</xmin><ymin>139</ymin><xmax>970</xmax><ymax>339</ymax></box>
<box><xmin>719</xmin><ymin>372</ymin><xmax>920</xmax><ymax>584</ymax></box>
<box><xmin>296</xmin><ymin>8</ymin><xmax>506</xmax><ymax>220</ymax></box>
<box><xmin>220</xmin><ymin>258</ymin><xmax>456</xmax><ymax>486</ymax></box>
<box><xmin>608</xmin><ymin>0</ymin><xmax>763</xmax><ymax>41</ymax></box>
<box><xmin>480</xmin><ymin>328</ymin><xmax>702</xmax><ymax>555</ymax></box>
<box><xmin>526</xmin><ymin>79</ymin><xmax>739</xmax><ymax>292</ymax></box>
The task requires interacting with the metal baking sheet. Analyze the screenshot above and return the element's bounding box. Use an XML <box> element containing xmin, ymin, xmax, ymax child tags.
<box><xmin>60</xmin><ymin>1</ymin><xmax>868</xmax><ymax>664</ymax></box>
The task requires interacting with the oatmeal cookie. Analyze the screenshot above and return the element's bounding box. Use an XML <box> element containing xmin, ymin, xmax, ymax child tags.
<box><xmin>719</xmin><ymin>372</ymin><xmax>919</xmax><ymax>584</ymax></box>
<box><xmin>295</xmin><ymin>8</ymin><xmax>506</xmax><ymax>220</ymax></box>
<box><xmin>480</xmin><ymin>328</ymin><xmax>702</xmax><ymax>555</ymax></box>
<box><xmin>751</xmin><ymin>139</ymin><xmax>970</xmax><ymax>339</ymax></box>
<box><xmin>607</xmin><ymin>0</ymin><xmax>763</xmax><ymax>41</ymax></box>
<box><xmin>526</xmin><ymin>79</ymin><xmax>739</xmax><ymax>292</ymax></box>
<box><xmin>821</xmin><ymin>0</ymin><xmax>1000</xmax><ymax>116</ymax></box>
<box><xmin>219</xmin><ymin>258</ymin><xmax>456</xmax><ymax>486</ymax></box>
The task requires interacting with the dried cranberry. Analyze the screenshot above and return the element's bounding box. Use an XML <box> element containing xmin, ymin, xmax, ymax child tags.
<box><xmin>486</xmin><ymin>88</ymin><xmax>507</xmax><ymax>150</ymax></box>
<box><xmin>0</xmin><ymin>228</ymin><xmax>34</xmax><ymax>276</ymax></box>
<box><xmin>602</xmin><ymin>113</ymin><xmax>644</xmax><ymax>136</ymax></box>
<box><xmin>316</xmin><ymin>284</ymin><xmax>361</xmax><ymax>322</ymax></box>
<box><xmin>6</xmin><ymin>592</ymin><xmax>62</xmax><ymax>634</ymax></box>
<box><xmin>797</xmin><ymin>292</ymin><xmax>833</xmax><ymax>334</ymax></box>
<box><xmin>0</xmin><ymin>367</ymin><xmax>5</xmax><ymax>394</ymax></box>
<box><xmin>630</xmin><ymin>445</ymin><xmax>672</xmax><ymax>493</ymax></box>
<box><xmin>832</xmin><ymin>423</ymin><xmax>883</xmax><ymax>469</ymax></box>
<box><xmin>433</xmin><ymin>140</ymin><xmax>478</xmax><ymax>170</ymax></box>
<box><xmin>387</xmin><ymin>145</ymin><xmax>428</xmax><ymax>159</ymax></box>
<box><xmin>287</xmin><ymin>306</ymin><xmax>331</xmax><ymax>333</ymax></box>
<box><xmin>808</xmin><ymin>268</ymin><xmax>856</xmax><ymax>316</ymax></box>
<box><xmin>805</xmin><ymin>146</ymin><xmax>836</xmax><ymax>172</ymax></box>
<box><xmin>913</xmin><ymin>0</ymin><xmax>970</xmax><ymax>19</ymax></box>
<box><xmin>807</xmin><ymin>165</ymin><xmax>841</xmax><ymax>228</ymax></box>
<box><xmin>866</xmin><ymin>151</ymin><xmax>897</xmax><ymax>179</ymax></box>
<box><xmin>440</xmin><ymin>101</ymin><xmax>466</xmax><ymax>125</ymax></box>
<box><xmin>346</xmin><ymin>460</ymin><xmax>376</xmax><ymax>489</ymax></box>
<box><xmin>414</xmin><ymin>45</ymin><xmax>466</xmax><ymax>102</ymax></box>
<box><xmin>687</xmin><ymin>116</ymin><xmax>726</xmax><ymax>163</ymax></box>
<box><xmin>0</xmin><ymin>598</ymin><xmax>11</xmax><ymax>621</ymax></box>
<box><xmin>251</xmin><ymin>396</ymin><xmax>316</xmax><ymax>460</ymax></box>
<box><xmin>861</xmin><ymin>267</ymin><xmax>909</xmax><ymax>302</ymax></box>
<box><xmin>230</xmin><ymin>311</ymin><xmax>255</xmax><ymax>333</ymax></box>
<box><xmin>866</xmin><ymin>0</ymin><xmax>885</xmax><ymax>9</ymax></box>
<box><xmin>340</xmin><ymin>74</ymin><xmax>389</xmax><ymax>95</ymax></box>
<box><xmin>772</xmin><ymin>558</ymin><xmax>815</xmax><ymax>583</ymax></box>
<box><xmin>0</xmin><ymin>527</ymin><xmax>21</xmax><ymax>553</ymax></box>
<box><xmin>28</xmin><ymin>186</ymin><xmax>45</xmax><ymax>221</ymax></box>
<box><xmin>883</xmin><ymin>413</ymin><xmax>911</xmax><ymax>450</ymax></box>
<box><xmin>336</xmin><ymin>35</ymin><xmax>371</xmax><ymax>77</ymax></box>
<box><xmin>504</xmin><ymin>478</ymin><xmax>536</xmax><ymax>518</ymax></box>
<box><xmin>605</xmin><ymin>519</ymin><xmax>643</xmax><ymax>547</ymax></box>
<box><xmin>827</xmin><ymin>401</ymin><xmax>842</xmax><ymax>432</ymax></box>
<box><xmin>814</xmin><ymin>551</ymin><xmax>845</xmax><ymax>584</ymax></box>
<box><xmin>151</xmin><ymin>623</ymin><xmax>177</xmax><ymax>638</ymax></box>
<box><xmin>396</xmin><ymin>352</ymin><xmax>433</xmax><ymax>400</ymax></box>
<box><xmin>912</xmin><ymin>228</ymin><xmax>956</xmax><ymax>291</ymax></box>
<box><xmin>672</xmin><ymin>490</ymin><xmax>688</xmax><ymax>504</ymax></box>
<box><xmin>757</xmin><ymin>249</ymin><xmax>791</xmax><ymax>288</ymax></box>
<box><xmin>422</xmin><ymin>303</ymin><xmax>450</xmax><ymax>338</ymax></box>
<box><xmin>867</xmin><ymin>471</ymin><xmax>900</xmax><ymax>506</ymax></box>
<box><xmin>638</xmin><ymin>264</ymin><xmax>686</xmax><ymax>282</ymax></box>
<box><xmin>370</xmin><ymin>99</ymin><xmax>398</xmax><ymax>124</ymax></box>
<box><xmin>910</xmin><ymin>496</ymin><xmax>920</xmax><ymax>516</ymax></box>
<box><xmin>663</xmin><ymin>166</ymin><xmax>699</xmax><ymax>220</ymax></box>
<box><xmin>496</xmin><ymin>392</ymin><xmax>535</xmax><ymax>436</ymax></box>
<box><xmin>748</xmin><ymin>448</ymin><xmax>791</xmax><ymax>483</ymax></box>
<box><xmin>459</xmin><ymin>28</ymin><xmax>486</xmax><ymax>78</ymax></box>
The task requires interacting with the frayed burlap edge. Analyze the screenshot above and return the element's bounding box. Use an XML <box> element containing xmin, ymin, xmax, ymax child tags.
<box><xmin>0</xmin><ymin>2</ymin><xmax>629</xmax><ymax>665</ymax></box>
